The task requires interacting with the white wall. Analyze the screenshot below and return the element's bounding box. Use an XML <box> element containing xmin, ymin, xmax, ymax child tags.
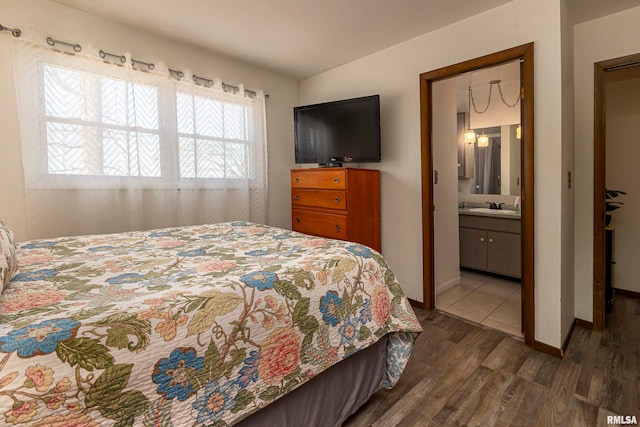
<box><xmin>0</xmin><ymin>0</ymin><xmax>299</xmax><ymax>240</ymax></box>
<box><xmin>606</xmin><ymin>77</ymin><xmax>640</xmax><ymax>294</ymax></box>
<box><xmin>300</xmin><ymin>0</ymin><xmax>566</xmax><ymax>347</ymax></box>
<box><xmin>432</xmin><ymin>78</ymin><xmax>461</xmax><ymax>294</ymax></box>
<box><xmin>574</xmin><ymin>5</ymin><xmax>640</xmax><ymax>321</ymax></box>
<box><xmin>560</xmin><ymin>0</ymin><xmax>575</xmax><ymax>343</ymax></box>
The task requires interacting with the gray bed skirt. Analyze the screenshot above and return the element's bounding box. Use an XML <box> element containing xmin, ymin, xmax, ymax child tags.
<box><xmin>237</xmin><ymin>334</ymin><xmax>388</xmax><ymax>427</ymax></box>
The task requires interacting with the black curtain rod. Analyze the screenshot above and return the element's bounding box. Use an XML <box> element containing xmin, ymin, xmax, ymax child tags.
<box><xmin>0</xmin><ymin>23</ymin><xmax>21</xmax><ymax>37</ymax></box>
<box><xmin>1</xmin><ymin>23</ymin><xmax>269</xmax><ymax>98</ymax></box>
<box><xmin>47</xmin><ymin>36</ymin><xmax>81</xmax><ymax>53</ymax></box>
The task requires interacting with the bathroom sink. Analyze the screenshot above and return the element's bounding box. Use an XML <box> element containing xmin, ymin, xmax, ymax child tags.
<box><xmin>467</xmin><ymin>208</ymin><xmax>519</xmax><ymax>215</ymax></box>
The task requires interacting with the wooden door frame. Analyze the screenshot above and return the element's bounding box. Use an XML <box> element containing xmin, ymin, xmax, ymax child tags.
<box><xmin>593</xmin><ymin>53</ymin><xmax>640</xmax><ymax>331</ymax></box>
<box><xmin>419</xmin><ymin>43</ymin><xmax>535</xmax><ymax>346</ymax></box>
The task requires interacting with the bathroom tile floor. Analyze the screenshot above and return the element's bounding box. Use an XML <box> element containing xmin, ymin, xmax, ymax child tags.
<box><xmin>435</xmin><ymin>271</ymin><xmax>523</xmax><ymax>338</ymax></box>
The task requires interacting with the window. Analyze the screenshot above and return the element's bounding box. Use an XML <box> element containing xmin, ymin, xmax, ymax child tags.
<box><xmin>39</xmin><ymin>64</ymin><xmax>259</xmax><ymax>182</ymax></box>
<box><xmin>14</xmin><ymin>40</ymin><xmax>268</xmax><ymax>238</ymax></box>
<box><xmin>43</xmin><ymin>65</ymin><xmax>161</xmax><ymax>177</ymax></box>
<box><xmin>177</xmin><ymin>92</ymin><xmax>252</xmax><ymax>180</ymax></box>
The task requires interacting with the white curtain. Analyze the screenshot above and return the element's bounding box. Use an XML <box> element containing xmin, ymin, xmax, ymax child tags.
<box><xmin>12</xmin><ymin>29</ymin><xmax>268</xmax><ymax>239</ymax></box>
<box><xmin>471</xmin><ymin>137</ymin><xmax>500</xmax><ymax>194</ymax></box>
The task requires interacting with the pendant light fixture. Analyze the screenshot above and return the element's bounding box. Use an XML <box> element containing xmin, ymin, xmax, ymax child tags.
<box><xmin>466</xmin><ymin>79</ymin><xmax>521</xmax><ymax>147</ymax></box>
<box><xmin>464</xmin><ymin>86</ymin><xmax>476</xmax><ymax>144</ymax></box>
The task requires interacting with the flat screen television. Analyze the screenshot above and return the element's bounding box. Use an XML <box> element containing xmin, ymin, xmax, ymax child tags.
<box><xmin>294</xmin><ymin>95</ymin><xmax>381</xmax><ymax>166</ymax></box>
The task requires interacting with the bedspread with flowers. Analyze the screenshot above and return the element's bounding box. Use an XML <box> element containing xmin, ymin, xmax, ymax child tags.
<box><xmin>0</xmin><ymin>222</ymin><xmax>421</xmax><ymax>426</ymax></box>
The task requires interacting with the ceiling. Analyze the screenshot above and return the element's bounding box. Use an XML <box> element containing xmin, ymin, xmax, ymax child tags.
<box><xmin>454</xmin><ymin>61</ymin><xmax>520</xmax><ymax>113</ymax></box>
<box><xmin>52</xmin><ymin>0</ymin><xmax>640</xmax><ymax>80</ymax></box>
<box><xmin>565</xmin><ymin>0</ymin><xmax>640</xmax><ymax>24</ymax></box>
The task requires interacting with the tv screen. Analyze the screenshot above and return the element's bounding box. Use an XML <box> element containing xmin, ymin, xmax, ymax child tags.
<box><xmin>294</xmin><ymin>95</ymin><xmax>381</xmax><ymax>165</ymax></box>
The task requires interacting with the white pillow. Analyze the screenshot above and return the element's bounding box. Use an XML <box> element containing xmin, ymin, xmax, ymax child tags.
<box><xmin>0</xmin><ymin>219</ymin><xmax>18</xmax><ymax>292</ymax></box>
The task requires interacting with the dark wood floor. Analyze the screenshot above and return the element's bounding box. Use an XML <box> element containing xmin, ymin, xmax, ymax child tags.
<box><xmin>344</xmin><ymin>295</ymin><xmax>640</xmax><ymax>426</ymax></box>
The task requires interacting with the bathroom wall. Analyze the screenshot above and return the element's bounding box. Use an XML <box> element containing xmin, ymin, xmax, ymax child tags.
<box><xmin>433</xmin><ymin>78</ymin><xmax>462</xmax><ymax>294</ymax></box>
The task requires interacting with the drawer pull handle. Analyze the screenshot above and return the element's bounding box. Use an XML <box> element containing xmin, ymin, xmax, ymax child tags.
<box><xmin>295</xmin><ymin>177</ymin><xmax>299</xmax><ymax>183</ymax></box>
<box><xmin>295</xmin><ymin>218</ymin><xmax>300</xmax><ymax>223</ymax></box>
<box><xmin>334</xmin><ymin>177</ymin><xmax>340</xmax><ymax>184</ymax></box>
<box><xmin>335</xmin><ymin>225</ymin><xmax>341</xmax><ymax>232</ymax></box>
<box><xmin>294</xmin><ymin>195</ymin><xmax>300</xmax><ymax>201</ymax></box>
<box><xmin>480</xmin><ymin>237</ymin><xmax>485</xmax><ymax>242</ymax></box>
<box><xmin>334</xmin><ymin>197</ymin><xmax>340</xmax><ymax>203</ymax></box>
<box><xmin>489</xmin><ymin>238</ymin><xmax>494</xmax><ymax>243</ymax></box>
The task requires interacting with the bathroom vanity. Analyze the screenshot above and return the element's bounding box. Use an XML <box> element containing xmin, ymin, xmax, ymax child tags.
<box><xmin>459</xmin><ymin>209</ymin><xmax>521</xmax><ymax>279</ymax></box>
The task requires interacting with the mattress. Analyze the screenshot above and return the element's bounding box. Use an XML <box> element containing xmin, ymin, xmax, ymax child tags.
<box><xmin>0</xmin><ymin>222</ymin><xmax>421</xmax><ymax>426</ymax></box>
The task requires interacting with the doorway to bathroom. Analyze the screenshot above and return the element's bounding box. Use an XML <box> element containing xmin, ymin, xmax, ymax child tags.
<box><xmin>419</xmin><ymin>43</ymin><xmax>535</xmax><ymax>346</ymax></box>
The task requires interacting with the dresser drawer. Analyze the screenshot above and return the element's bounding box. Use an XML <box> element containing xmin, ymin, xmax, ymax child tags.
<box><xmin>291</xmin><ymin>189</ymin><xmax>347</xmax><ymax>210</ymax></box>
<box><xmin>292</xmin><ymin>209</ymin><xmax>347</xmax><ymax>239</ymax></box>
<box><xmin>291</xmin><ymin>169</ymin><xmax>346</xmax><ymax>189</ymax></box>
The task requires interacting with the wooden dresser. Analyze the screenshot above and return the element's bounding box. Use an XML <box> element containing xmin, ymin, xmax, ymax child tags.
<box><xmin>291</xmin><ymin>168</ymin><xmax>381</xmax><ymax>252</ymax></box>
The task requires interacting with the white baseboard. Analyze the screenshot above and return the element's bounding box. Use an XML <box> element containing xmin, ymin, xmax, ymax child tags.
<box><xmin>436</xmin><ymin>275</ymin><xmax>461</xmax><ymax>294</ymax></box>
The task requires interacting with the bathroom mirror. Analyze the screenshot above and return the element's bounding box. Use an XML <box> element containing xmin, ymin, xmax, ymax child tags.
<box><xmin>468</xmin><ymin>124</ymin><xmax>521</xmax><ymax>196</ymax></box>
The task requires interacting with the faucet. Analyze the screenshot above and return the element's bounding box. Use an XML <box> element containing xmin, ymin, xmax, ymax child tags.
<box><xmin>486</xmin><ymin>202</ymin><xmax>505</xmax><ymax>210</ymax></box>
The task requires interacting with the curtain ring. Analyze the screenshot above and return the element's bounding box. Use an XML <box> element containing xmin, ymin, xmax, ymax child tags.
<box><xmin>99</xmin><ymin>49</ymin><xmax>126</xmax><ymax>63</ymax></box>
<box><xmin>0</xmin><ymin>24</ymin><xmax>22</xmax><ymax>38</ymax></box>
<box><xmin>46</xmin><ymin>36</ymin><xmax>82</xmax><ymax>53</ymax></box>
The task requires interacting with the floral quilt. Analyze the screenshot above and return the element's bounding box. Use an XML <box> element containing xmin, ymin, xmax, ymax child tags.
<box><xmin>0</xmin><ymin>222</ymin><xmax>421</xmax><ymax>426</ymax></box>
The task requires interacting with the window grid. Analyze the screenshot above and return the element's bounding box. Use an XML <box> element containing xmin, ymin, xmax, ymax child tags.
<box><xmin>176</xmin><ymin>91</ymin><xmax>252</xmax><ymax>180</ymax></box>
<box><xmin>43</xmin><ymin>64</ymin><xmax>162</xmax><ymax>178</ymax></box>
<box><xmin>41</xmin><ymin>64</ymin><xmax>256</xmax><ymax>182</ymax></box>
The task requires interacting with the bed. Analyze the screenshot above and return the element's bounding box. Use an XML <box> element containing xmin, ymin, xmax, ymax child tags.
<box><xmin>0</xmin><ymin>221</ymin><xmax>421</xmax><ymax>426</ymax></box>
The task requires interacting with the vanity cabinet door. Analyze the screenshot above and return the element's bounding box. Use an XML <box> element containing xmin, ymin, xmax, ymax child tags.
<box><xmin>459</xmin><ymin>213</ymin><xmax>521</xmax><ymax>279</ymax></box>
<box><xmin>487</xmin><ymin>231</ymin><xmax>521</xmax><ymax>277</ymax></box>
<box><xmin>459</xmin><ymin>227</ymin><xmax>487</xmax><ymax>270</ymax></box>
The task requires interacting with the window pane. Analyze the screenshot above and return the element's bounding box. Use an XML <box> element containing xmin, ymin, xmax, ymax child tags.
<box><xmin>103</xmin><ymin>130</ymin><xmax>161</xmax><ymax>177</ymax></box>
<box><xmin>102</xmin><ymin>79</ymin><xmax>158</xmax><ymax>129</ymax></box>
<box><xmin>46</xmin><ymin>122</ymin><xmax>89</xmax><ymax>174</ymax></box>
<box><xmin>44</xmin><ymin>65</ymin><xmax>89</xmax><ymax>120</ymax></box>
<box><xmin>101</xmin><ymin>79</ymin><xmax>128</xmax><ymax>127</ymax></box>
<box><xmin>102</xmin><ymin>129</ymin><xmax>129</xmax><ymax>176</ymax></box>
<box><xmin>177</xmin><ymin>93</ymin><xmax>194</xmax><ymax>134</ymax></box>
<box><xmin>132</xmin><ymin>85</ymin><xmax>158</xmax><ymax>129</ymax></box>
<box><xmin>179</xmin><ymin>137</ymin><xmax>196</xmax><ymax>178</ymax></box>
<box><xmin>196</xmin><ymin>139</ymin><xmax>224</xmax><ymax>178</ymax></box>
<box><xmin>225</xmin><ymin>142</ymin><xmax>246</xmax><ymax>179</ymax></box>
<box><xmin>194</xmin><ymin>96</ymin><xmax>223</xmax><ymax>138</ymax></box>
<box><xmin>129</xmin><ymin>132</ymin><xmax>161</xmax><ymax>177</ymax></box>
<box><xmin>177</xmin><ymin>92</ymin><xmax>252</xmax><ymax>179</ymax></box>
<box><xmin>223</xmin><ymin>103</ymin><xmax>247</xmax><ymax>140</ymax></box>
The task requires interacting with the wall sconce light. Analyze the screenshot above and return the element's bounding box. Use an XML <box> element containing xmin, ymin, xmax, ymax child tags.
<box><xmin>477</xmin><ymin>134</ymin><xmax>489</xmax><ymax>147</ymax></box>
<box><xmin>464</xmin><ymin>129</ymin><xmax>477</xmax><ymax>144</ymax></box>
